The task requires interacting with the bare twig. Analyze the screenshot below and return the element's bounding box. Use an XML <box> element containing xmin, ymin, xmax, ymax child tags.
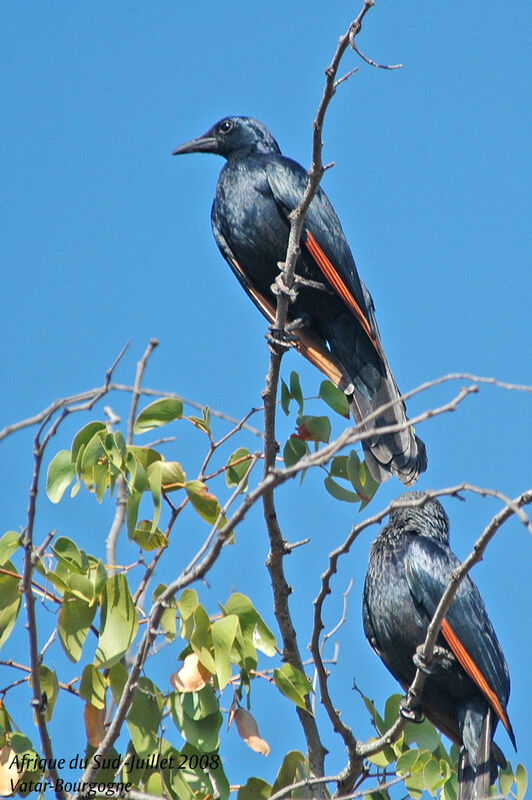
<box><xmin>126</xmin><ymin>339</ymin><xmax>159</xmax><ymax>444</ymax></box>
<box><xmin>350</xmin><ymin>39</ymin><xmax>402</xmax><ymax>70</ymax></box>
<box><xmin>106</xmin><ymin>339</ymin><xmax>159</xmax><ymax>572</ymax></box>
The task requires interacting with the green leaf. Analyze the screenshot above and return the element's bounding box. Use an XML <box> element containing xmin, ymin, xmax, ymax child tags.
<box><xmin>160</xmin><ymin>460</ymin><xmax>186</xmax><ymax>491</ymax></box>
<box><xmin>211</xmin><ymin>615</ymin><xmax>239</xmax><ymax>690</ymax></box>
<box><xmin>88</xmin><ymin>558</ymin><xmax>107</xmax><ymax>599</ymax></box>
<box><xmin>0</xmin><ymin>531</ymin><xmax>20</xmax><ymax>566</ymax></box>
<box><xmin>330</xmin><ymin>455</ymin><xmax>349</xmax><ymax>480</ymax></box>
<box><xmin>126</xmin><ymin>445</ymin><xmax>163</xmax><ymax>470</ymax></box>
<box><xmin>347</xmin><ymin>450</ymin><xmax>379</xmax><ymax>507</ymax></box>
<box><xmin>358</xmin><ymin>689</ymin><xmax>386</xmax><ymax>735</ymax></box>
<box><xmin>404</xmin><ymin>768</ymin><xmax>425</xmax><ymax>800</ymax></box>
<box><xmin>170</xmin><ymin>690</ymin><xmax>222</xmax><ymax>753</ymax></box>
<box><xmin>206</xmin><ymin>754</ymin><xmax>230</xmax><ymax>800</ymax></box>
<box><xmin>186</xmin><ymin>480</ymin><xmax>221</xmax><ymax>525</ymax></box>
<box><xmin>290</xmin><ymin>371</ymin><xmax>304</xmax><ymax>414</ymax></box>
<box><xmin>52</xmin><ymin>536</ymin><xmax>87</xmax><ymax>574</ymax></box>
<box><xmin>178</xmin><ymin>589</ymin><xmax>199</xmax><ymax>642</ymax></box>
<box><xmin>46</xmin><ymin>450</ymin><xmax>76</xmax><ymax>503</ymax></box>
<box><xmin>8</xmin><ymin>733</ymin><xmax>35</xmax><ymax>754</ymax></box>
<box><xmin>383</xmin><ymin>694</ymin><xmax>401</xmax><ymax>729</ymax></box>
<box><xmin>58</xmin><ymin>591</ymin><xmax>97</xmax><ymax>662</ymax></box>
<box><xmin>189</xmin><ymin>405</ymin><xmax>211</xmax><ymax>434</ymax></box>
<box><xmin>79</xmin><ymin>665</ymin><xmax>107</xmax><ymax>709</ymax></box>
<box><xmin>324</xmin><ymin>475</ymin><xmax>359</xmax><ymax>503</ymax></box>
<box><xmin>80</xmin><ymin>430</ymin><xmax>107</xmax><ymax>470</ymax></box>
<box><xmin>221</xmin><ymin>593</ymin><xmax>276</xmax><ymax>657</ymax></box>
<box><xmin>95</xmin><ymin>574</ymin><xmax>139</xmax><ymax>668</ymax></box>
<box><xmin>237</xmin><ymin>778</ymin><xmax>272</xmax><ymax>800</ymax></box>
<box><xmin>133</xmin><ymin>397</ymin><xmax>183</xmax><ymax>434</ymax></box>
<box><xmin>0</xmin><ymin>560</ymin><xmax>22</xmax><ymax>652</ymax></box>
<box><xmin>283</xmin><ymin>436</ymin><xmax>308</xmax><ymax>468</ymax></box>
<box><xmin>516</xmin><ymin>764</ymin><xmax>528</xmax><ymax>800</ymax></box>
<box><xmin>498</xmin><ymin>763</ymin><xmax>515</xmax><ymax>797</ymax></box>
<box><xmin>404</xmin><ymin>716</ymin><xmax>441</xmax><ymax>752</ymax></box>
<box><xmin>71</xmin><ymin>421</ymin><xmax>107</xmax><ymax>463</ymax></box>
<box><xmin>365</xmin><ymin>740</ymin><xmax>396</xmax><ymax>767</ymax></box>
<box><xmin>281</xmin><ymin>378</ymin><xmax>291</xmax><ymax>415</ymax></box>
<box><xmin>132</xmin><ymin>521</ymin><xmax>168</xmax><ymax>552</ymax></box>
<box><xmin>38</xmin><ymin>666</ymin><xmax>59</xmax><ymax>722</ymax></box>
<box><xmin>396</xmin><ymin>748</ymin><xmax>419</xmax><ymax>775</ymax></box>
<box><xmin>68</xmin><ymin>572</ymin><xmax>96</xmax><ymax>602</ymax></box>
<box><xmin>127</xmin><ymin>677</ymin><xmax>164</xmax><ymax>757</ymax></box>
<box><xmin>273</xmin><ymin>663</ymin><xmax>311</xmax><ymax>711</ymax></box>
<box><xmin>442</xmin><ymin>771</ymin><xmax>457</xmax><ymax>800</ymax></box>
<box><xmin>147</xmin><ymin>459</ymin><xmax>162</xmax><ymax>531</ymax></box>
<box><xmin>423</xmin><ymin>757</ymin><xmax>442</xmax><ymax>796</ymax></box>
<box><xmin>295</xmin><ymin>415</ymin><xmax>331</xmax><ymax>443</ymax></box>
<box><xmin>190</xmin><ymin>605</ymin><xmax>216</xmax><ymax>674</ymax></box>
<box><xmin>175</xmin><ymin>743</ymin><xmax>228</xmax><ymax>799</ymax></box>
<box><xmin>183</xmin><ymin>684</ymin><xmax>219</xmax><ymax>719</ymax></box>
<box><xmin>271</xmin><ymin>750</ymin><xmax>306</xmax><ymax>795</ymax></box>
<box><xmin>225</xmin><ymin>448</ymin><xmax>253</xmax><ymax>490</ymax></box>
<box><xmin>108</xmin><ymin>662</ymin><xmax>128</xmax><ymax>705</ymax></box>
<box><xmin>126</xmin><ymin>451</ymin><xmax>149</xmax><ymax>536</ymax></box>
<box><xmin>153</xmin><ymin>584</ymin><xmax>177</xmax><ymax>641</ymax></box>
<box><xmin>319</xmin><ymin>380</ymin><xmax>350</xmax><ymax>418</ymax></box>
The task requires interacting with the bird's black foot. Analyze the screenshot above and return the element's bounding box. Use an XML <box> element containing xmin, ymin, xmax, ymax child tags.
<box><xmin>293</xmin><ymin>275</ymin><xmax>334</xmax><ymax>294</ymax></box>
<box><xmin>266</xmin><ymin>327</ymin><xmax>299</xmax><ymax>352</ymax></box>
<box><xmin>413</xmin><ymin>644</ymin><xmax>448</xmax><ymax>674</ymax></box>
<box><xmin>271</xmin><ymin>271</ymin><xmax>298</xmax><ymax>301</ymax></box>
<box><xmin>399</xmin><ymin>697</ymin><xmax>423</xmax><ymax>723</ymax></box>
<box><xmin>285</xmin><ymin>314</ymin><xmax>311</xmax><ymax>332</ymax></box>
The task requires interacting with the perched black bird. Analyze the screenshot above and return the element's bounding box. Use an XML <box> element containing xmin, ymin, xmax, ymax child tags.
<box><xmin>363</xmin><ymin>492</ymin><xmax>516</xmax><ymax>800</ymax></box>
<box><xmin>173</xmin><ymin>116</ymin><xmax>427</xmax><ymax>485</ymax></box>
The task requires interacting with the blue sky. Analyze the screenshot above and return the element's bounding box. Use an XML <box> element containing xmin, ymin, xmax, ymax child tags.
<box><xmin>1</xmin><ymin>0</ymin><xmax>530</xmax><ymax>793</ymax></box>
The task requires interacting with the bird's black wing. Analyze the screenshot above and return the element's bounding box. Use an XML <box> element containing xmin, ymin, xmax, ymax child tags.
<box><xmin>212</xmin><ymin>212</ymin><xmax>356</xmax><ymax>391</ymax></box>
<box><xmin>211</xmin><ymin>223</ymin><xmax>277</xmax><ymax>323</ymax></box>
<box><xmin>405</xmin><ymin>536</ymin><xmax>515</xmax><ymax>748</ymax></box>
<box><xmin>265</xmin><ymin>157</ymin><xmax>380</xmax><ymax>351</ymax></box>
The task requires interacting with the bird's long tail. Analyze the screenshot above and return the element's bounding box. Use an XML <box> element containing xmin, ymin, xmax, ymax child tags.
<box><xmin>457</xmin><ymin>703</ymin><xmax>506</xmax><ymax>800</ymax></box>
<box><xmin>294</xmin><ymin>326</ymin><xmax>427</xmax><ymax>486</ymax></box>
<box><xmin>349</xmin><ymin>353</ymin><xmax>427</xmax><ymax>487</ymax></box>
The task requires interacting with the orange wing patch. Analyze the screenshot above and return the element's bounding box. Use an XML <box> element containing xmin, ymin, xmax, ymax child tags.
<box><xmin>305</xmin><ymin>230</ymin><xmax>378</xmax><ymax>352</ymax></box>
<box><xmin>441</xmin><ymin>619</ymin><xmax>515</xmax><ymax>744</ymax></box>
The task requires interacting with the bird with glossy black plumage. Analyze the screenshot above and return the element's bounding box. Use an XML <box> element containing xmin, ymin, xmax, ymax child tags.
<box><xmin>173</xmin><ymin>116</ymin><xmax>427</xmax><ymax>486</ymax></box>
<box><xmin>363</xmin><ymin>492</ymin><xmax>516</xmax><ymax>800</ymax></box>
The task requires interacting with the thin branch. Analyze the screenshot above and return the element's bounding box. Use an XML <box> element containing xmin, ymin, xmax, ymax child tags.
<box><xmin>126</xmin><ymin>339</ymin><xmax>159</xmax><ymax>444</ymax></box>
<box><xmin>106</xmin><ymin>339</ymin><xmax>159</xmax><ymax>572</ymax></box>
<box><xmin>350</xmin><ymin>40</ymin><xmax>403</xmax><ymax>71</ymax></box>
<box><xmin>312</xmin><ymin>579</ymin><xmax>353</xmax><ymax>713</ymax></box>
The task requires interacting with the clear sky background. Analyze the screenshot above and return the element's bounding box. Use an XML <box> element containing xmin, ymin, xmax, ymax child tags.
<box><xmin>1</xmin><ymin>0</ymin><xmax>530</xmax><ymax>794</ymax></box>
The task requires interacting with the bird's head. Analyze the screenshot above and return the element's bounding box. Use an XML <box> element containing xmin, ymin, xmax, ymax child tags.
<box><xmin>172</xmin><ymin>116</ymin><xmax>281</xmax><ymax>159</ymax></box>
<box><xmin>388</xmin><ymin>491</ymin><xmax>450</xmax><ymax>545</ymax></box>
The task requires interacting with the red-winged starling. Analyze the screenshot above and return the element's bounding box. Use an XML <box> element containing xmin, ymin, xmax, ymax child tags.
<box><xmin>173</xmin><ymin>116</ymin><xmax>427</xmax><ymax>485</ymax></box>
<box><xmin>363</xmin><ymin>492</ymin><xmax>516</xmax><ymax>799</ymax></box>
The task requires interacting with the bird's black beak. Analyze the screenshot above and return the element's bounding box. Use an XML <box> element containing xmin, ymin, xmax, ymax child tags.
<box><xmin>172</xmin><ymin>134</ymin><xmax>218</xmax><ymax>156</ymax></box>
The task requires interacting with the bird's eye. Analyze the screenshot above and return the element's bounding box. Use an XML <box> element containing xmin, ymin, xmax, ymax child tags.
<box><xmin>219</xmin><ymin>120</ymin><xmax>234</xmax><ymax>134</ymax></box>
